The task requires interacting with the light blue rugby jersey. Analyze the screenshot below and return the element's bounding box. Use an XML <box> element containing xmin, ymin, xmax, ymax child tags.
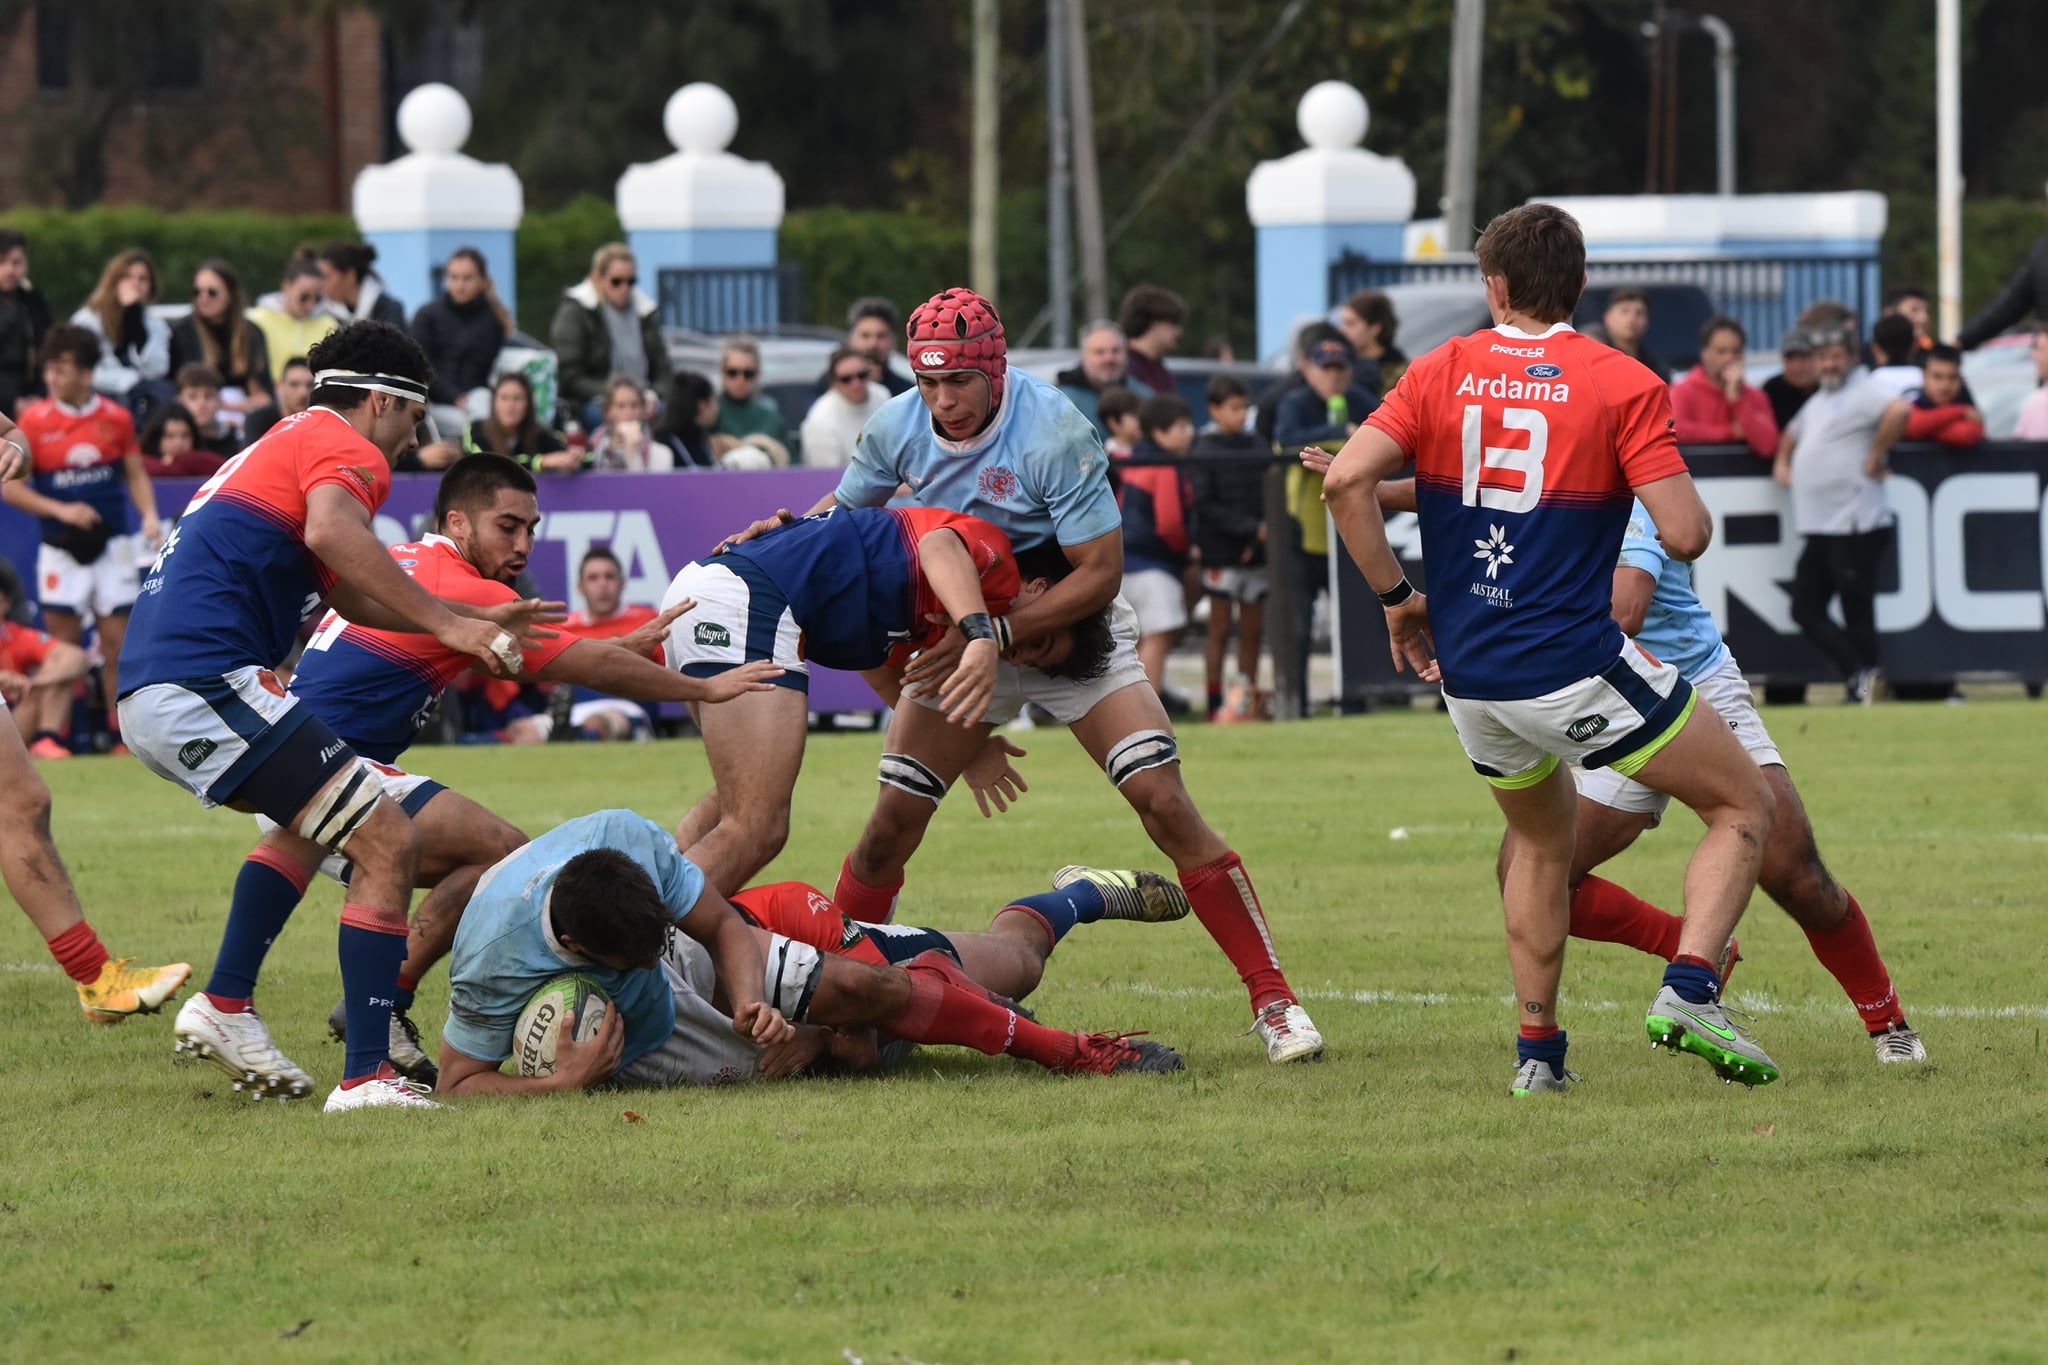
<box><xmin>1617</xmin><ymin>499</ymin><xmax>1733</xmax><ymax>681</ymax></box>
<box><xmin>833</xmin><ymin>367</ymin><xmax>1120</xmax><ymax>551</ymax></box>
<box><xmin>442</xmin><ymin>809</ymin><xmax>705</xmax><ymax>1071</ymax></box>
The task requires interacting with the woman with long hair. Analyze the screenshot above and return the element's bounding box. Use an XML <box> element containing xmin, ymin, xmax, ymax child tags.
<box><xmin>70</xmin><ymin>249</ymin><xmax>174</xmax><ymax>415</ymax></box>
<box><xmin>168</xmin><ymin>259</ymin><xmax>271</xmax><ymax>412</ymax></box>
<box><xmin>138</xmin><ymin>402</ymin><xmax>224</xmax><ymax>479</ymax></box>
<box><xmin>464</xmin><ymin>372</ymin><xmax>577</xmax><ymax>473</ymax></box>
<box><xmin>411</xmin><ymin>245</ymin><xmax>512</xmax><ymax>434</ymax></box>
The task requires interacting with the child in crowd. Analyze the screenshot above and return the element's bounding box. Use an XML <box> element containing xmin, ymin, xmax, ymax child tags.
<box><xmin>588</xmin><ymin>375</ymin><xmax>684</xmax><ymax>471</ymax></box>
<box><xmin>139</xmin><ymin>403</ymin><xmax>224</xmax><ymax>479</ymax></box>
<box><xmin>1098</xmin><ymin>385</ymin><xmax>1143</xmax><ymax>461</ymax></box>
<box><xmin>174</xmin><ymin>364</ymin><xmax>242</xmax><ymax>459</ymax></box>
<box><xmin>1189</xmin><ymin>373</ymin><xmax>1270</xmax><ymax>722</ymax></box>
<box><xmin>1118</xmin><ymin>393</ymin><xmax>1197</xmax><ymax>694</ymax></box>
<box><xmin>1866</xmin><ymin>343</ymin><xmax>1984</xmax><ymax>479</ymax></box>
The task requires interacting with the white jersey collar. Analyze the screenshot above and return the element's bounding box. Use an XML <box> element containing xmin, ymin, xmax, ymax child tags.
<box><xmin>541</xmin><ymin>888</ymin><xmax>591</xmax><ymax>967</ymax></box>
<box><xmin>1492</xmin><ymin>321</ymin><xmax>1578</xmax><ymax>341</ymax></box>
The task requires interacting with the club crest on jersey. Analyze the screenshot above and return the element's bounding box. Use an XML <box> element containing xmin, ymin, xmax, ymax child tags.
<box><xmin>978</xmin><ymin>465</ymin><xmax>1020</xmax><ymax>502</ymax></box>
<box><xmin>1525</xmin><ymin>363</ymin><xmax>1563</xmax><ymax>379</ymax></box>
<box><xmin>693</xmin><ymin>622</ymin><xmax>732</xmax><ymax>647</ymax></box>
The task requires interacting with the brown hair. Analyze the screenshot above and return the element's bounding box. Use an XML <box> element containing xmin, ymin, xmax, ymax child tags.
<box><xmin>1117</xmin><ymin>284</ymin><xmax>1186</xmax><ymax>339</ymax></box>
<box><xmin>447</xmin><ymin>245</ymin><xmax>513</xmax><ymax>334</ymax></box>
<box><xmin>1341</xmin><ymin>288</ymin><xmax>1400</xmax><ymax>346</ymax></box>
<box><xmin>191</xmin><ymin>258</ymin><xmax>253</xmax><ymax>380</ymax></box>
<box><xmin>176</xmin><ymin>362</ymin><xmax>225</xmax><ymax>392</ymax></box>
<box><xmin>1097</xmin><ymin>385</ymin><xmax>1143</xmax><ymax>426</ymax></box>
<box><xmin>86</xmin><ymin>249</ymin><xmax>159</xmax><ymax>343</ymax></box>
<box><xmin>1472</xmin><ymin>204</ymin><xmax>1586</xmax><ymax>324</ymax></box>
<box><xmin>480</xmin><ymin>371</ymin><xmax>546</xmax><ymax>455</ymax></box>
<box><xmin>1606</xmin><ymin>286</ymin><xmax>1650</xmax><ymax>310</ymax></box>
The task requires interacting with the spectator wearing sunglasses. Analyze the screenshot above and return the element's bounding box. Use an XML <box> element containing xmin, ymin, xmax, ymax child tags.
<box><xmin>550</xmin><ymin>242</ymin><xmax>674</xmax><ymax>431</ymax></box>
<box><xmin>168</xmin><ymin>259</ymin><xmax>271</xmax><ymax>414</ymax></box>
<box><xmin>246</xmin><ymin>257</ymin><xmax>338</xmax><ymax>386</ymax></box>
<box><xmin>798</xmin><ymin>344</ymin><xmax>888</xmax><ymax>468</ymax></box>
<box><xmin>711</xmin><ymin>336</ymin><xmax>791</xmax><ymax>456</ymax></box>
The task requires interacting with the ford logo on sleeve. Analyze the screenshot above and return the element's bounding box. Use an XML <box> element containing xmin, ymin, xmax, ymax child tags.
<box><xmin>1525</xmin><ymin>363</ymin><xmax>1563</xmax><ymax>379</ymax></box>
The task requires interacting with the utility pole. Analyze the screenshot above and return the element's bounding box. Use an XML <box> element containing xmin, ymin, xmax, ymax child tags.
<box><xmin>1065</xmin><ymin>0</ymin><xmax>1108</xmax><ymax>324</ymax></box>
<box><xmin>1935</xmin><ymin>0</ymin><xmax>1963</xmax><ymax>340</ymax></box>
<box><xmin>971</xmin><ymin>0</ymin><xmax>1000</xmax><ymax>303</ymax></box>
<box><xmin>1442</xmin><ymin>0</ymin><xmax>1484</xmax><ymax>252</ymax></box>
<box><xmin>1697</xmin><ymin>15</ymin><xmax>1737</xmax><ymax>196</ymax></box>
<box><xmin>1046</xmin><ymin>0</ymin><xmax>1073</xmax><ymax>346</ymax></box>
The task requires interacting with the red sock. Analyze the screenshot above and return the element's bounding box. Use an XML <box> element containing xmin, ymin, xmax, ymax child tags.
<box><xmin>396</xmin><ymin>972</ymin><xmax>420</xmax><ymax>995</ymax></box>
<box><xmin>1570</xmin><ymin>876</ymin><xmax>1684</xmax><ymax>960</ymax></box>
<box><xmin>1802</xmin><ymin>893</ymin><xmax>1904</xmax><ymax>1031</ymax></box>
<box><xmin>204</xmin><ymin>993</ymin><xmax>253</xmax><ymax>1013</ymax></box>
<box><xmin>894</xmin><ymin>963</ymin><xmax>1080</xmax><ymax>1070</ymax></box>
<box><xmin>46</xmin><ymin>920</ymin><xmax>110</xmax><ymax>985</ymax></box>
<box><xmin>1179</xmin><ymin>852</ymin><xmax>1292</xmax><ymax>1013</ymax></box>
<box><xmin>834</xmin><ymin>856</ymin><xmax>902</xmax><ymax>924</ymax></box>
<box><xmin>1520</xmin><ymin>1022</ymin><xmax>1560</xmax><ymax>1041</ymax></box>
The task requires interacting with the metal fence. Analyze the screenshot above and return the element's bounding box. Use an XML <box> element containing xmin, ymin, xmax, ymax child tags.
<box><xmin>655</xmin><ymin>263</ymin><xmax>805</xmax><ymax>333</ymax></box>
<box><xmin>1329</xmin><ymin>253</ymin><xmax>1883</xmax><ymax>351</ymax></box>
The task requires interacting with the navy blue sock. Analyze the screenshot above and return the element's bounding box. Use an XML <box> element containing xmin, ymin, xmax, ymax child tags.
<box><xmin>1662</xmin><ymin>955</ymin><xmax>1722</xmax><ymax>1006</ymax></box>
<box><xmin>1517</xmin><ymin>1026</ymin><xmax>1570</xmax><ymax>1079</ymax></box>
<box><xmin>337</xmin><ymin>915</ymin><xmax>408</xmax><ymax>1080</ymax></box>
<box><xmin>393</xmin><ymin>979</ymin><xmax>417</xmax><ymax>1014</ymax></box>
<box><xmin>205</xmin><ymin>858</ymin><xmax>307</xmax><ymax>1001</ymax></box>
<box><xmin>1004</xmin><ymin>883</ymin><xmax>1107</xmax><ymax>945</ymax></box>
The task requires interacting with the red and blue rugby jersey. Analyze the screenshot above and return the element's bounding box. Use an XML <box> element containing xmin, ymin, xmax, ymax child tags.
<box><xmin>289</xmin><ymin>535</ymin><xmax>578</xmax><ymax>763</ymax></box>
<box><xmin>119</xmin><ymin>409</ymin><xmax>393</xmax><ymax>693</ymax></box>
<box><xmin>1366</xmin><ymin>324</ymin><xmax>1688</xmax><ymax>700</ymax></box>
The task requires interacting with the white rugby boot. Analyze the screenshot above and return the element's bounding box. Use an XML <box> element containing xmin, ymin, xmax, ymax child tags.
<box><xmin>173</xmin><ymin>994</ymin><xmax>315</xmax><ymax>1100</ymax></box>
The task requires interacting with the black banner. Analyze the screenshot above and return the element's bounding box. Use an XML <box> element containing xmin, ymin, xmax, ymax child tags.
<box><xmin>1333</xmin><ymin>445</ymin><xmax>2048</xmax><ymax>697</ymax></box>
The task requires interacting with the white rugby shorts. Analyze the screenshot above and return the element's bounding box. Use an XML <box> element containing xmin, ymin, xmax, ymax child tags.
<box><xmin>659</xmin><ymin>559</ymin><xmax>808</xmax><ymax>692</ymax></box>
<box><xmin>614</xmin><ymin>928</ymin><xmax>825</xmax><ymax>1088</ymax></box>
<box><xmin>1121</xmin><ymin>567</ymin><xmax>1188</xmax><ymax>636</ymax></box>
<box><xmin>1575</xmin><ymin>652</ymin><xmax>1780</xmax><ymax>822</ymax></box>
<box><xmin>906</xmin><ymin>594</ymin><xmax>1150</xmax><ymax>727</ymax></box>
<box><xmin>38</xmin><ymin>535</ymin><xmax>142</xmax><ymax>617</ymax></box>
<box><xmin>1202</xmin><ymin>566</ymin><xmax>1270</xmax><ymax>604</ymax></box>
<box><xmin>253</xmin><ymin>761</ymin><xmax>447</xmax><ymax>883</ymax></box>
<box><xmin>1443</xmin><ymin>637</ymin><xmax>1695</xmax><ymax>789</ymax></box>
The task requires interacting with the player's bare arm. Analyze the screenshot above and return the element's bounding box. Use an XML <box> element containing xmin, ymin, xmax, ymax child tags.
<box><xmin>915</xmin><ymin>526</ymin><xmax>1001</xmax><ymax>725</ymax></box>
<box><xmin>608</xmin><ymin>601</ymin><xmax>689</xmax><ymax>659</ymax></box>
<box><xmin>715</xmin><ymin>494</ymin><xmax>834</xmax><ymax>553</ymax></box>
<box><xmin>437</xmin><ymin>1005</ymin><xmax>624</xmax><ymax>1096</ymax></box>
<box><xmin>1609</xmin><ymin>565</ymin><xmax>1657</xmax><ymax>636</ymax></box>
<box><xmin>679</xmin><ymin>887</ymin><xmax>793</xmax><ymax>1046</ymax></box>
<box><xmin>119</xmin><ymin>450</ymin><xmax>161</xmax><ymax>545</ymax></box>
<box><xmin>1004</xmin><ymin>528</ymin><xmax>1120</xmax><ymax>640</ymax></box>
<box><xmin>1865</xmin><ymin>400</ymin><xmax>1911</xmax><ymax>479</ymax></box>
<box><xmin>1323</xmin><ymin>423</ymin><xmax>1438</xmax><ymax>679</ymax></box>
<box><xmin>0</xmin><ymin>475</ymin><xmax>100</xmax><ymax>527</ymax></box>
<box><xmin>1630</xmin><ymin>473</ymin><xmax>1711</xmax><ymax>561</ymax></box>
<box><xmin>1771</xmin><ymin>430</ymin><xmax>1796</xmax><ymax>487</ymax></box>
<box><xmin>530</xmin><ymin>638</ymin><xmax>784</xmax><ymax>703</ymax></box>
<box><xmin>0</xmin><ymin>414</ymin><xmax>25</xmax><ymax>482</ymax></box>
<box><xmin>304</xmin><ymin>484</ymin><xmax>555</xmax><ymax>674</ymax></box>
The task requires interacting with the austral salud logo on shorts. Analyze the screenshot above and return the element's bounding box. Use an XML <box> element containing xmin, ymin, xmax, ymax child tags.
<box><xmin>1566</xmin><ymin>714</ymin><xmax>1610</xmax><ymax>744</ymax></box>
<box><xmin>693</xmin><ymin>622</ymin><xmax>732</xmax><ymax>647</ymax></box>
<box><xmin>176</xmin><ymin>737</ymin><xmax>218</xmax><ymax>770</ymax></box>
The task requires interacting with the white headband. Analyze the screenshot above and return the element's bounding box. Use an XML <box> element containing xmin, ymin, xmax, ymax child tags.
<box><xmin>312</xmin><ymin>370</ymin><xmax>429</xmax><ymax>405</ymax></box>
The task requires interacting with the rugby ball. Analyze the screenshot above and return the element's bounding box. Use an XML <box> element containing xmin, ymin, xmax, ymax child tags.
<box><xmin>513</xmin><ymin>974</ymin><xmax>612</xmax><ymax>1077</ymax></box>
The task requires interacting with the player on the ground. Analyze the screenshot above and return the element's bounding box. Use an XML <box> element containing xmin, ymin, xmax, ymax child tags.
<box><xmin>222</xmin><ymin>455</ymin><xmax>782</xmax><ymax>1087</ymax></box>
<box><xmin>0</xmin><ymin>573</ymin><xmax>88</xmax><ymax>754</ymax></box>
<box><xmin>1</xmin><ymin>324</ymin><xmax>161</xmax><ymax>750</ymax></box>
<box><xmin>1320</xmin><ymin>203</ymin><xmax>1779</xmax><ymax>1095</ymax></box>
<box><xmin>433</xmin><ymin>810</ymin><xmax>1187</xmax><ymax>1095</ymax></box>
<box><xmin>717</xmin><ymin>287</ymin><xmax>1324</xmax><ymax>1064</ymax></box>
<box><xmin>1544</xmin><ymin>497</ymin><xmax>1924</xmax><ymax>1063</ymax></box>
<box><xmin>661</xmin><ymin>499</ymin><xmax>1105</xmax><ymax>894</ymax></box>
<box><xmin>117</xmin><ymin>322</ymin><xmax>559</xmax><ymax>1113</ymax></box>
<box><xmin>545</xmin><ymin>546</ymin><xmax>663</xmax><ymax>741</ymax></box>
<box><xmin>0</xmin><ymin>418</ymin><xmax>191</xmax><ymax>1020</ymax></box>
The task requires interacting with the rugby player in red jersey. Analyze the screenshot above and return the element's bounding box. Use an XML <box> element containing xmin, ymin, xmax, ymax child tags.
<box><xmin>1321</xmin><ymin>204</ymin><xmax>1780</xmax><ymax>1095</ymax></box>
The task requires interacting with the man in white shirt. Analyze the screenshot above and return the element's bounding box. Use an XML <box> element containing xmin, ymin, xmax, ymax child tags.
<box><xmin>798</xmin><ymin>344</ymin><xmax>888</xmax><ymax>468</ymax></box>
<box><xmin>1771</xmin><ymin>316</ymin><xmax>1924</xmax><ymax>702</ymax></box>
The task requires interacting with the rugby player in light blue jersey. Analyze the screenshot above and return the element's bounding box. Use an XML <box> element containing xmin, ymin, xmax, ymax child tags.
<box><xmin>713</xmin><ymin>288</ymin><xmax>1323</xmax><ymax>1064</ymax></box>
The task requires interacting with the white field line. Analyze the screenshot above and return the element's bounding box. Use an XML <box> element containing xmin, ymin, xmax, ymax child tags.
<box><xmin>1101</xmin><ymin>979</ymin><xmax>2048</xmax><ymax>1022</ymax></box>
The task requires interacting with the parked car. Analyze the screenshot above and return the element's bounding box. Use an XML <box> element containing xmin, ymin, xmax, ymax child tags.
<box><xmin>662</xmin><ymin>326</ymin><xmax>915</xmax><ymax>435</ymax></box>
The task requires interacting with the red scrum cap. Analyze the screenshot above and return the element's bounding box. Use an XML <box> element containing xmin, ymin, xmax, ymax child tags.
<box><xmin>906</xmin><ymin>287</ymin><xmax>1006</xmax><ymax>411</ymax></box>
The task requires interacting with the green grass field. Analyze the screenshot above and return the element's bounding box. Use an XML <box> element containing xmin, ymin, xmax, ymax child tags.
<box><xmin>2</xmin><ymin>702</ymin><xmax>2045</xmax><ymax>1363</ymax></box>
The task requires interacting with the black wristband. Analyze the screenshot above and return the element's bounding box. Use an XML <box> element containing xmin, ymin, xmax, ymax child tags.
<box><xmin>1376</xmin><ymin>577</ymin><xmax>1415</xmax><ymax>607</ymax></box>
<box><xmin>992</xmin><ymin>615</ymin><xmax>1013</xmax><ymax>651</ymax></box>
<box><xmin>958</xmin><ymin>612</ymin><xmax>997</xmax><ymax>643</ymax></box>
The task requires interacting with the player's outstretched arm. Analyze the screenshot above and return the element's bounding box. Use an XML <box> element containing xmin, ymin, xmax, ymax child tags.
<box><xmin>1631</xmin><ymin>474</ymin><xmax>1711</xmax><ymax>561</ymax></box>
<box><xmin>1323</xmin><ymin>425</ymin><xmax>1438</xmax><ymax>680</ymax></box>
<box><xmin>119</xmin><ymin>451</ymin><xmax>161</xmax><ymax>545</ymax></box>
<box><xmin>990</xmin><ymin>527</ymin><xmax>1120</xmax><ymax>642</ymax></box>
<box><xmin>530</xmin><ymin>639</ymin><xmax>783</xmax><ymax>703</ymax></box>
<box><xmin>0</xmin><ymin>414</ymin><xmax>25</xmax><ymax>482</ymax></box>
<box><xmin>677</xmin><ymin>886</ymin><xmax>793</xmax><ymax>1046</ymax></box>
<box><xmin>714</xmin><ymin>491</ymin><xmax>837</xmax><ymax>554</ymax></box>
<box><xmin>436</xmin><ymin>1008</ymin><xmax>625</xmax><ymax>1096</ymax></box>
<box><xmin>915</xmin><ymin>527</ymin><xmax>1001</xmax><ymax>725</ymax></box>
<box><xmin>306</xmin><ymin>485</ymin><xmax>555</xmax><ymax>675</ymax></box>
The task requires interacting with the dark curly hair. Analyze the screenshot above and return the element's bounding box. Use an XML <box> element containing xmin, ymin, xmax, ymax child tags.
<box><xmin>306</xmin><ymin>321</ymin><xmax>433</xmax><ymax>412</ymax></box>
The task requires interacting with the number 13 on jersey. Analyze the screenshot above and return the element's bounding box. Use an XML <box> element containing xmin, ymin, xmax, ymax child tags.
<box><xmin>1461</xmin><ymin>405</ymin><xmax>1547</xmax><ymax>514</ymax></box>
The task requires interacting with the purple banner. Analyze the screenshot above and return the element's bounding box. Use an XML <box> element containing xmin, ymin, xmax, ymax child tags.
<box><xmin>148</xmin><ymin>467</ymin><xmax>888</xmax><ymax>712</ymax></box>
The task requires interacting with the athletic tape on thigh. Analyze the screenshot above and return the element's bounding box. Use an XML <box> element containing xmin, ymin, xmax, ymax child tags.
<box><xmin>763</xmin><ymin>933</ymin><xmax>824</xmax><ymax>1023</ymax></box>
<box><xmin>878</xmin><ymin>752</ymin><xmax>947</xmax><ymax>805</ymax></box>
<box><xmin>1103</xmin><ymin>729</ymin><xmax>1179</xmax><ymax>787</ymax></box>
<box><xmin>295</xmin><ymin>759</ymin><xmax>384</xmax><ymax>851</ymax></box>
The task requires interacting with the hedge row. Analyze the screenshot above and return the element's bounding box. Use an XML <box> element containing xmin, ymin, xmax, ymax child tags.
<box><xmin>6</xmin><ymin>195</ymin><xmax>2043</xmax><ymax>344</ymax></box>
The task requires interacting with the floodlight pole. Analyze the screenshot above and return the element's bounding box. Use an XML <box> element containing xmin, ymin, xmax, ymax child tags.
<box><xmin>1697</xmin><ymin>14</ymin><xmax>1736</xmax><ymax>195</ymax></box>
<box><xmin>1936</xmin><ymin>0</ymin><xmax>1963</xmax><ymax>340</ymax></box>
<box><xmin>1046</xmin><ymin>0</ymin><xmax>1073</xmax><ymax>347</ymax></box>
<box><xmin>971</xmin><ymin>0</ymin><xmax>1000</xmax><ymax>303</ymax></box>
<box><xmin>1442</xmin><ymin>0</ymin><xmax>1484</xmax><ymax>252</ymax></box>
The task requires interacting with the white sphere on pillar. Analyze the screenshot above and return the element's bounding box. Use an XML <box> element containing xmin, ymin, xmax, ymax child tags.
<box><xmin>1297</xmin><ymin>80</ymin><xmax>1368</xmax><ymax>150</ymax></box>
<box><xmin>396</xmin><ymin>82</ymin><xmax>472</xmax><ymax>156</ymax></box>
<box><xmin>664</xmin><ymin>83</ymin><xmax>740</xmax><ymax>156</ymax></box>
